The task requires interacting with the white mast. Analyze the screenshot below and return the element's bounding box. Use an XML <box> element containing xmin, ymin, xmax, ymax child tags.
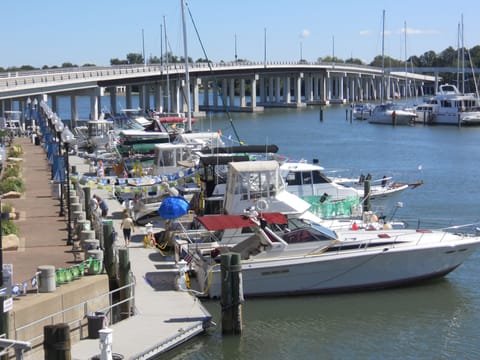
<box><xmin>381</xmin><ymin>9</ymin><xmax>385</xmax><ymax>102</ymax></box>
<box><xmin>404</xmin><ymin>20</ymin><xmax>408</xmax><ymax>98</ymax></box>
<box><xmin>164</xmin><ymin>16</ymin><xmax>170</xmax><ymax>114</ymax></box>
<box><xmin>181</xmin><ymin>0</ymin><xmax>192</xmax><ymax>132</ymax></box>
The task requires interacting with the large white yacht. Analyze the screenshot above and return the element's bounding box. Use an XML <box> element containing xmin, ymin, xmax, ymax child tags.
<box><xmin>415</xmin><ymin>84</ymin><xmax>480</xmax><ymax>126</ymax></box>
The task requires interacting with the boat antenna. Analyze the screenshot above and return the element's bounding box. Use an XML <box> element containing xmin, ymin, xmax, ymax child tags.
<box><xmin>181</xmin><ymin>0</ymin><xmax>193</xmax><ymax>132</ymax></box>
<box><xmin>185</xmin><ymin>2</ymin><xmax>243</xmax><ymax>144</ymax></box>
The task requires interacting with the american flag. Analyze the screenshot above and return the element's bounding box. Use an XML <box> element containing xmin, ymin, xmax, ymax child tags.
<box><xmin>184</xmin><ymin>252</ymin><xmax>194</xmax><ymax>264</ymax></box>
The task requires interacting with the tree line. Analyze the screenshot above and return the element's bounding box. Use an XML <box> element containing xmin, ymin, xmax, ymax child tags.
<box><xmin>2</xmin><ymin>46</ymin><xmax>480</xmax><ymax>85</ymax></box>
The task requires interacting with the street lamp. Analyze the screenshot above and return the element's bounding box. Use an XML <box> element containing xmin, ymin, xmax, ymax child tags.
<box><xmin>61</xmin><ymin>126</ymin><xmax>75</xmax><ymax>245</ymax></box>
<box><xmin>54</xmin><ymin>119</ymin><xmax>65</xmax><ymax>217</ymax></box>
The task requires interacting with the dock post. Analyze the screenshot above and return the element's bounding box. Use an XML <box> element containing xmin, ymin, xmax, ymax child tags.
<box><xmin>221</xmin><ymin>253</ymin><xmax>243</xmax><ymax>335</ymax></box>
<box><xmin>118</xmin><ymin>248</ymin><xmax>132</xmax><ymax>320</ymax></box>
<box><xmin>363</xmin><ymin>180</ymin><xmax>371</xmax><ymax>212</ymax></box>
<box><xmin>43</xmin><ymin>324</ymin><xmax>71</xmax><ymax>360</ymax></box>
<box><xmin>319</xmin><ymin>106</ymin><xmax>323</xmax><ymax>121</ymax></box>
<box><xmin>345</xmin><ymin>108</ymin><xmax>349</xmax><ymax>121</ymax></box>
<box><xmin>102</xmin><ymin>221</ymin><xmax>115</xmax><ymax>278</ymax></box>
<box><xmin>83</xmin><ymin>186</ymin><xmax>92</xmax><ymax>221</ymax></box>
<box><xmin>231</xmin><ymin>253</ymin><xmax>243</xmax><ymax>334</ymax></box>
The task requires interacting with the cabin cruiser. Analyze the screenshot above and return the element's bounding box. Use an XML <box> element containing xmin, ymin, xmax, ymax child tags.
<box><xmin>279</xmin><ymin>160</ymin><xmax>418</xmax><ymax>218</ymax></box>
<box><xmin>414</xmin><ymin>84</ymin><xmax>480</xmax><ymax>126</ymax></box>
<box><xmin>168</xmin><ymin>160</ymin><xmax>480</xmax><ymax>298</ymax></box>
<box><xmin>368</xmin><ymin>103</ymin><xmax>417</xmax><ymax>125</ymax></box>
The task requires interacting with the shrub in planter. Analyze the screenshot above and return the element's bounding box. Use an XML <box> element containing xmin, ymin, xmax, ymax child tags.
<box><xmin>8</xmin><ymin>144</ymin><xmax>23</xmax><ymax>158</ymax></box>
<box><xmin>0</xmin><ymin>177</ymin><xmax>25</xmax><ymax>193</ymax></box>
<box><xmin>1</xmin><ymin>219</ymin><xmax>19</xmax><ymax>236</ymax></box>
<box><xmin>2</xmin><ymin>164</ymin><xmax>21</xmax><ymax>179</ymax></box>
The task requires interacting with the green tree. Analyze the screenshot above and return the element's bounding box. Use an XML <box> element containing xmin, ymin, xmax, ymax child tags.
<box><xmin>126</xmin><ymin>53</ymin><xmax>144</xmax><ymax>64</ymax></box>
<box><xmin>318</xmin><ymin>56</ymin><xmax>344</xmax><ymax>63</ymax></box>
<box><xmin>110</xmin><ymin>58</ymin><xmax>128</xmax><ymax>65</ymax></box>
<box><xmin>345</xmin><ymin>58</ymin><xmax>364</xmax><ymax>65</ymax></box>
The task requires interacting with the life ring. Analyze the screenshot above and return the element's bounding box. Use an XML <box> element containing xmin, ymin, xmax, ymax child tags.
<box><xmin>256</xmin><ymin>199</ymin><xmax>269</xmax><ymax>212</ymax></box>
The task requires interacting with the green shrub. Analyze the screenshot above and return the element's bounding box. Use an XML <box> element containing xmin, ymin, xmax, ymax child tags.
<box><xmin>0</xmin><ymin>177</ymin><xmax>25</xmax><ymax>193</ymax></box>
<box><xmin>0</xmin><ymin>202</ymin><xmax>13</xmax><ymax>213</ymax></box>
<box><xmin>8</xmin><ymin>144</ymin><xmax>23</xmax><ymax>158</ymax></box>
<box><xmin>2</xmin><ymin>164</ymin><xmax>20</xmax><ymax>179</ymax></box>
<box><xmin>1</xmin><ymin>219</ymin><xmax>19</xmax><ymax>236</ymax></box>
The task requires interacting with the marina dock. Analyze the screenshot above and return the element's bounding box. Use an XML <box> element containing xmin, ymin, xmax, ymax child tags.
<box><xmin>3</xmin><ymin>137</ymin><xmax>211</xmax><ymax>360</ymax></box>
<box><xmin>68</xmin><ymin>155</ymin><xmax>213</xmax><ymax>359</ymax></box>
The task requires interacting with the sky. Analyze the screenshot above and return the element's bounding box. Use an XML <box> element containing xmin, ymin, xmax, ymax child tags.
<box><xmin>1</xmin><ymin>0</ymin><xmax>480</xmax><ymax>68</ymax></box>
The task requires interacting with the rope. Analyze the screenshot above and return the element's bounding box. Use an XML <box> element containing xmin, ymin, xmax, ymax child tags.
<box><xmin>185</xmin><ymin>2</ymin><xmax>243</xmax><ymax>144</ymax></box>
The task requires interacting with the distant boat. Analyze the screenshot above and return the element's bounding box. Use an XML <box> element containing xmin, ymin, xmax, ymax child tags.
<box><xmin>368</xmin><ymin>103</ymin><xmax>418</xmax><ymax>125</ymax></box>
<box><xmin>352</xmin><ymin>103</ymin><xmax>373</xmax><ymax>120</ymax></box>
<box><xmin>415</xmin><ymin>84</ymin><xmax>480</xmax><ymax>126</ymax></box>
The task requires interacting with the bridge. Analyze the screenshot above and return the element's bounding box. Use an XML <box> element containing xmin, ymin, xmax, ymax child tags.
<box><xmin>0</xmin><ymin>61</ymin><xmax>438</xmax><ymax>122</ymax></box>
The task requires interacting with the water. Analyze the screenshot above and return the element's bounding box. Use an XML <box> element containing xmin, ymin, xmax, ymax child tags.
<box><xmin>59</xmin><ymin>96</ymin><xmax>480</xmax><ymax>359</ymax></box>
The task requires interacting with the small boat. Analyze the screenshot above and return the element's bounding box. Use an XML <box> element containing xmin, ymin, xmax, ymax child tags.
<box><xmin>1</xmin><ymin>110</ymin><xmax>24</xmax><ymax>137</ymax></box>
<box><xmin>368</xmin><ymin>103</ymin><xmax>418</xmax><ymax>125</ymax></box>
<box><xmin>352</xmin><ymin>103</ymin><xmax>373</xmax><ymax>120</ymax></box>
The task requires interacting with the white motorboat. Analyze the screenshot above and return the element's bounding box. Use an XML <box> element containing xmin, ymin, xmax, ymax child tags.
<box><xmin>352</xmin><ymin>103</ymin><xmax>374</xmax><ymax>120</ymax></box>
<box><xmin>368</xmin><ymin>103</ymin><xmax>418</xmax><ymax>125</ymax></box>
<box><xmin>162</xmin><ymin>159</ymin><xmax>480</xmax><ymax>298</ymax></box>
<box><xmin>175</xmin><ymin>210</ymin><xmax>480</xmax><ymax>298</ymax></box>
<box><xmin>414</xmin><ymin>84</ymin><xmax>480</xmax><ymax>126</ymax></box>
<box><xmin>279</xmin><ymin>160</ymin><xmax>418</xmax><ymax>217</ymax></box>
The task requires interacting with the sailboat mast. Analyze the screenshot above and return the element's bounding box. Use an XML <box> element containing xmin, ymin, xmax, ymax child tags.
<box><xmin>181</xmin><ymin>0</ymin><xmax>192</xmax><ymax>132</ymax></box>
<box><xmin>381</xmin><ymin>9</ymin><xmax>385</xmax><ymax>102</ymax></box>
<box><xmin>461</xmin><ymin>14</ymin><xmax>465</xmax><ymax>93</ymax></box>
<box><xmin>404</xmin><ymin>20</ymin><xmax>408</xmax><ymax>98</ymax></box>
<box><xmin>164</xmin><ymin>16</ymin><xmax>170</xmax><ymax>114</ymax></box>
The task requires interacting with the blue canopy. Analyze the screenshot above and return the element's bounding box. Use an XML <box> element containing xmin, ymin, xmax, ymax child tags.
<box><xmin>158</xmin><ymin>196</ymin><xmax>190</xmax><ymax>220</ymax></box>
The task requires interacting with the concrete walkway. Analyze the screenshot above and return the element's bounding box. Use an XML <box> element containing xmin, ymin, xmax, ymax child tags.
<box><xmin>4</xmin><ymin>137</ymin><xmax>78</xmax><ymax>287</ymax></box>
<box><xmin>3</xmin><ymin>137</ymin><xmax>212</xmax><ymax>359</ymax></box>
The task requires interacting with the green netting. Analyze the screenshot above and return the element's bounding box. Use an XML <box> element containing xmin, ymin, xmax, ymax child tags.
<box><xmin>303</xmin><ymin>195</ymin><xmax>361</xmax><ymax>219</ymax></box>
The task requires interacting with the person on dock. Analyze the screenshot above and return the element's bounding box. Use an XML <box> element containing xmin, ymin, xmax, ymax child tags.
<box><xmin>120</xmin><ymin>211</ymin><xmax>135</xmax><ymax>247</ymax></box>
<box><xmin>94</xmin><ymin>194</ymin><xmax>109</xmax><ymax>218</ymax></box>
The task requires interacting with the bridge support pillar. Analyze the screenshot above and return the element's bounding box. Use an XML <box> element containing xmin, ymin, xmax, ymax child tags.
<box><xmin>70</xmin><ymin>95</ymin><xmax>78</xmax><ymax>127</ymax></box>
<box><xmin>125</xmin><ymin>86</ymin><xmax>133</xmax><ymax>109</ymax></box>
<box><xmin>251</xmin><ymin>75</ymin><xmax>258</xmax><ymax>109</ymax></box>
<box><xmin>239</xmin><ymin>79</ymin><xmax>246</xmax><ymax>107</ymax></box>
<box><xmin>108</xmin><ymin>87</ymin><xmax>117</xmax><ymax>115</ymax></box>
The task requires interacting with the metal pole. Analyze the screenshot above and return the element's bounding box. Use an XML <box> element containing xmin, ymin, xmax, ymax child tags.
<box><xmin>65</xmin><ymin>143</ymin><xmax>72</xmax><ymax>245</ymax></box>
<box><xmin>58</xmin><ymin>132</ymin><xmax>65</xmax><ymax>217</ymax></box>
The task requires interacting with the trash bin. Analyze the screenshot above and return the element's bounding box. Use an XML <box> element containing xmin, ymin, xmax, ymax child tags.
<box><xmin>87</xmin><ymin>312</ymin><xmax>106</xmax><ymax>339</ymax></box>
<box><xmin>34</xmin><ymin>135</ymin><xmax>40</xmax><ymax>146</ymax></box>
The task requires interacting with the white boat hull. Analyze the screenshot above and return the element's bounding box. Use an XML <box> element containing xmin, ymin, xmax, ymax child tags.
<box><xmin>195</xmin><ymin>234</ymin><xmax>480</xmax><ymax>298</ymax></box>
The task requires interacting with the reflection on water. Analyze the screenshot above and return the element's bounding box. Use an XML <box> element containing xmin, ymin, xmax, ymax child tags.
<box><xmin>160</xmin><ymin>276</ymin><xmax>480</xmax><ymax>360</ymax></box>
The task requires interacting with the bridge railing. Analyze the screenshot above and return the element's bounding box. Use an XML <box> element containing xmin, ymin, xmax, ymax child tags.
<box><xmin>0</xmin><ymin>61</ymin><xmax>442</xmax><ymax>92</ymax></box>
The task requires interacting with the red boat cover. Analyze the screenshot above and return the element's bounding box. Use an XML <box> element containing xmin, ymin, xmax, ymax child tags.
<box><xmin>196</xmin><ymin>212</ymin><xmax>287</xmax><ymax>231</ymax></box>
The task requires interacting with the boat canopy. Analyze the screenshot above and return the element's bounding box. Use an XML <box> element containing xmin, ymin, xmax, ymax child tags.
<box><xmin>196</xmin><ymin>213</ymin><xmax>287</xmax><ymax>231</ymax></box>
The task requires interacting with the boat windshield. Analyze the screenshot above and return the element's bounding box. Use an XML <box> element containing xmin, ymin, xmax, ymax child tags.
<box><xmin>285</xmin><ymin>217</ymin><xmax>337</xmax><ymax>240</ymax></box>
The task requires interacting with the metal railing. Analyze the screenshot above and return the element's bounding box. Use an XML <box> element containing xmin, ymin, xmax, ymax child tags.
<box><xmin>14</xmin><ymin>279</ymin><xmax>135</xmax><ymax>348</ymax></box>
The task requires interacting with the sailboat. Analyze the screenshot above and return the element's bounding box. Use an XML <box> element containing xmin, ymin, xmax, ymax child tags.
<box><xmin>369</xmin><ymin>10</ymin><xmax>417</xmax><ymax>126</ymax></box>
